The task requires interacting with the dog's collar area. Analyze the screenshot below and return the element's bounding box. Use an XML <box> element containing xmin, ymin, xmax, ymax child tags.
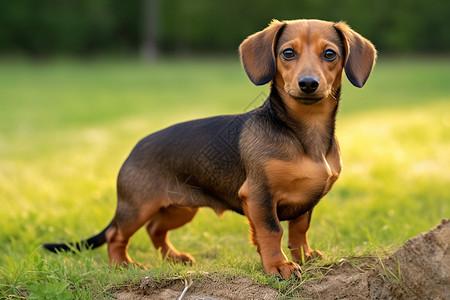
<box><xmin>267</xmin><ymin>88</ymin><xmax>287</xmax><ymax>120</ymax></box>
<box><xmin>266</xmin><ymin>90</ymin><xmax>301</xmax><ymax>132</ymax></box>
<box><xmin>267</xmin><ymin>99</ymin><xmax>276</xmax><ymax>116</ymax></box>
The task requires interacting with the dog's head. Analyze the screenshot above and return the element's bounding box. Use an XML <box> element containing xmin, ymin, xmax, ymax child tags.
<box><xmin>239</xmin><ymin>19</ymin><xmax>377</xmax><ymax>105</ymax></box>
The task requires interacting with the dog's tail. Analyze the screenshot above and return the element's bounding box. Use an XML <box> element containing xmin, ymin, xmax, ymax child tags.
<box><xmin>42</xmin><ymin>221</ymin><xmax>113</xmax><ymax>253</ymax></box>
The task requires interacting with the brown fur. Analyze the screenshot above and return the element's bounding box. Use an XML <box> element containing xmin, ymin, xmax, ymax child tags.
<box><xmin>43</xmin><ymin>19</ymin><xmax>376</xmax><ymax>279</ymax></box>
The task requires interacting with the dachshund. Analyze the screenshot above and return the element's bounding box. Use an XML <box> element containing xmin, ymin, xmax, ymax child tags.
<box><xmin>44</xmin><ymin>19</ymin><xmax>376</xmax><ymax>279</ymax></box>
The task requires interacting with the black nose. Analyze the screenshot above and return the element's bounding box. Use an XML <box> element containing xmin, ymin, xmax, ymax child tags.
<box><xmin>298</xmin><ymin>76</ymin><xmax>319</xmax><ymax>94</ymax></box>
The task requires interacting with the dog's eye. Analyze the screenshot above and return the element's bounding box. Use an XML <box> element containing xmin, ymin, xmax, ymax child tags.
<box><xmin>323</xmin><ymin>49</ymin><xmax>337</xmax><ymax>61</ymax></box>
<box><xmin>281</xmin><ymin>48</ymin><xmax>296</xmax><ymax>60</ymax></box>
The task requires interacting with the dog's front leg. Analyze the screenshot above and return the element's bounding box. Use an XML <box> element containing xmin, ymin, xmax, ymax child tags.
<box><xmin>288</xmin><ymin>210</ymin><xmax>324</xmax><ymax>263</ymax></box>
<box><xmin>240</xmin><ymin>181</ymin><xmax>301</xmax><ymax>279</ymax></box>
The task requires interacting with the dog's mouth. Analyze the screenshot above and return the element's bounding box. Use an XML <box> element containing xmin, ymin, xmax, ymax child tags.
<box><xmin>291</xmin><ymin>96</ymin><xmax>324</xmax><ymax>105</ymax></box>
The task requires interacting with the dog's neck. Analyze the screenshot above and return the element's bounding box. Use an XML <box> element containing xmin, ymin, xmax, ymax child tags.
<box><xmin>267</xmin><ymin>85</ymin><xmax>340</xmax><ymax>161</ymax></box>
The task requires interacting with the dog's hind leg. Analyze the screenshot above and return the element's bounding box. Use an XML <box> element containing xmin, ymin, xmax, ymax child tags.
<box><xmin>146</xmin><ymin>206</ymin><xmax>198</xmax><ymax>264</ymax></box>
<box><xmin>106</xmin><ymin>199</ymin><xmax>161</xmax><ymax>267</ymax></box>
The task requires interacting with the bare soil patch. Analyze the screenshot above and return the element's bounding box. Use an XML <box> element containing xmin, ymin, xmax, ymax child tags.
<box><xmin>113</xmin><ymin>219</ymin><xmax>450</xmax><ymax>299</ymax></box>
<box><xmin>113</xmin><ymin>274</ymin><xmax>277</xmax><ymax>300</ymax></box>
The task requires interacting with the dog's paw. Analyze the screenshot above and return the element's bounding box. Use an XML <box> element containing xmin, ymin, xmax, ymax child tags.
<box><xmin>167</xmin><ymin>251</ymin><xmax>195</xmax><ymax>265</ymax></box>
<box><xmin>266</xmin><ymin>261</ymin><xmax>302</xmax><ymax>279</ymax></box>
<box><xmin>291</xmin><ymin>248</ymin><xmax>324</xmax><ymax>263</ymax></box>
<box><xmin>111</xmin><ymin>260</ymin><xmax>147</xmax><ymax>270</ymax></box>
<box><xmin>130</xmin><ymin>261</ymin><xmax>147</xmax><ymax>270</ymax></box>
<box><xmin>306</xmin><ymin>249</ymin><xmax>324</xmax><ymax>261</ymax></box>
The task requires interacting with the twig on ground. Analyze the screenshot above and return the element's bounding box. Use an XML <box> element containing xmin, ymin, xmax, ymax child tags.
<box><xmin>178</xmin><ymin>277</ymin><xmax>193</xmax><ymax>300</ymax></box>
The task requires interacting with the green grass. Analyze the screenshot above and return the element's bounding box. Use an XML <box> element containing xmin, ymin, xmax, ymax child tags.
<box><xmin>1</xmin><ymin>57</ymin><xmax>449</xmax><ymax>298</ymax></box>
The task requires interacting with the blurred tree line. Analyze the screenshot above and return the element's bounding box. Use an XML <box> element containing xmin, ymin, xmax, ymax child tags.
<box><xmin>1</xmin><ymin>0</ymin><xmax>449</xmax><ymax>57</ymax></box>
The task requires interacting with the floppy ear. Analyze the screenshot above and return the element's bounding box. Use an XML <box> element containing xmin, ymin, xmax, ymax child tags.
<box><xmin>239</xmin><ymin>20</ymin><xmax>286</xmax><ymax>86</ymax></box>
<box><xmin>334</xmin><ymin>22</ymin><xmax>377</xmax><ymax>88</ymax></box>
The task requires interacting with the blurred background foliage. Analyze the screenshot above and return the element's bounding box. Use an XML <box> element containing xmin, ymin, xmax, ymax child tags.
<box><xmin>0</xmin><ymin>0</ymin><xmax>449</xmax><ymax>58</ymax></box>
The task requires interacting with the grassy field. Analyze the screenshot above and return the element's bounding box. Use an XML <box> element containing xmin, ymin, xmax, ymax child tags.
<box><xmin>0</xmin><ymin>57</ymin><xmax>449</xmax><ymax>298</ymax></box>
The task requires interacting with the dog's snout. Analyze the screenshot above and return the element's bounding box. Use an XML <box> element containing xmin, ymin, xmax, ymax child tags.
<box><xmin>298</xmin><ymin>76</ymin><xmax>319</xmax><ymax>94</ymax></box>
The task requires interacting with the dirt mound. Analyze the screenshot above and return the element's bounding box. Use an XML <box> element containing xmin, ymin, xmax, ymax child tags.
<box><xmin>368</xmin><ymin>218</ymin><xmax>450</xmax><ymax>299</ymax></box>
<box><xmin>113</xmin><ymin>219</ymin><xmax>449</xmax><ymax>300</ymax></box>
<box><xmin>300</xmin><ymin>219</ymin><xmax>450</xmax><ymax>299</ymax></box>
<box><xmin>299</xmin><ymin>257</ymin><xmax>375</xmax><ymax>299</ymax></box>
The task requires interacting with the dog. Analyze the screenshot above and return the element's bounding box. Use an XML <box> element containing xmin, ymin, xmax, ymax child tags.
<box><xmin>44</xmin><ymin>19</ymin><xmax>376</xmax><ymax>279</ymax></box>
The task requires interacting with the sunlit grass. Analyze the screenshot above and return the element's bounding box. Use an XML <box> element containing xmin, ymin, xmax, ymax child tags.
<box><xmin>0</xmin><ymin>57</ymin><xmax>449</xmax><ymax>298</ymax></box>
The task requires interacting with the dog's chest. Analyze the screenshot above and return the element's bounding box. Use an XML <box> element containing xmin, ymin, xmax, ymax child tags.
<box><xmin>264</xmin><ymin>153</ymin><xmax>342</xmax><ymax>207</ymax></box>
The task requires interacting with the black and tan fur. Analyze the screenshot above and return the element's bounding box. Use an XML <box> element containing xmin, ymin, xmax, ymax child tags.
<box><xmin>44</xmin><ymin>19</ymin><xmax>376</xmax><ymax>279</ymax></box>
